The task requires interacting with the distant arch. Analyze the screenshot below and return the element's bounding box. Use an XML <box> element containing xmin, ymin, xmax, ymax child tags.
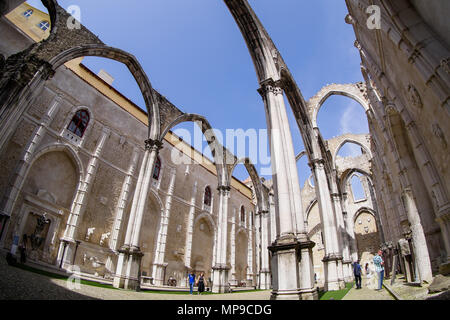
<box><xmin>308</xmin><ymin>83</ymin><xmax>370</xmax><ymax>128</ymax></box>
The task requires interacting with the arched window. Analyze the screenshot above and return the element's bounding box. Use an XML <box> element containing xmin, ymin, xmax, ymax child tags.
<box><xmin>240</xmin><ymin>206</ymin><xmax>245</xmax><ymax>223</ymax></box>
<box><xmin>38</xmin><ymin>20</ymin><xmax>50</xmax><ymax>31</ymax></box>
<box><xmin>153</xmin><ymin>157</ymin><xmax>161</xmax><ymax>180</ymax></box>
<box><xmin>351</xmin><ymin>174</ymin><xmax>366</xmax><ymax>202</ymax></box>
<box><xmin>67</xmin><ymin>110</ymin><xmax>90</xmax><ymax>138</ymax></box>
<box><xmin>23</xmin><ymin>9</ymin><xmax>33</xmax><ymax>18</ymax></box>
<box><xmin>204</xmin><ymin>186</ymin><xmax>211</xmax><ymax>207</ymax></box>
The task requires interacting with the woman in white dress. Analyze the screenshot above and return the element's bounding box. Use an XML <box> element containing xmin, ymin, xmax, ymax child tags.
<box><xmin>366</xmin><ymin>261</ymin><xmax>379</xmax><ymax>289</ymax></box>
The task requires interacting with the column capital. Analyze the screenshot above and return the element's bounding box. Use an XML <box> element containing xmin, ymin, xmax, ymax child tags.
<box><xmin>257</xmin><ymin>78</ymin><xmax>283</xmax><ymax>97</ymax></box>
<box><xmin>144</xmin><ymin>139</ymin><xmax>163</xmax><ymax>151</ymax></box>
<box><xmin>309</xmin><ymin>158</ymin><xmax>325</xmax><ymax>169</ymax></box>
<box><xmin>217</xmin><ymin>185</ymin><xmax>231</xmax><ymax>193</ymax></box>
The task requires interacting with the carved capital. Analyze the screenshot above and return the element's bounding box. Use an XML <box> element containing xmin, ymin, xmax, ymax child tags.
<box><xmin>144</xmin><ymin>139</ymin><xmax>163</xmax><ymax>151</ymax></box>
<box><xmin>406</xmin><ymin>84</ymin><xmax>423</xmax><ymax>108</ymax></box>
<box><xmin>257</xmin><ymin>79</ymin><xmax>283</xmax><ymax>97</ymax></box>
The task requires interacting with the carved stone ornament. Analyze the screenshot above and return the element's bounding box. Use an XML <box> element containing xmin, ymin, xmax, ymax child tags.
<box><xmin>406</xmin><ymin>84</ymin><xmax>423</xmax><ymax>108</ymax></box>
<box><xmin>432</xmin><ymin>123</ymin><xmax>447</xmax><ymax>149</ymax></box>
<box><xmin>440</xmin><ymin>58</ymin><xmax>450</xmax><ymax>74</ymax></box>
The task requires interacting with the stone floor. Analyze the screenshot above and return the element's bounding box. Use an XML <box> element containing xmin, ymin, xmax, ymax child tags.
<box><xmin>342</xmin><ymin>281</ymin><xmax>395</xmax><ymax>300</ymax></box>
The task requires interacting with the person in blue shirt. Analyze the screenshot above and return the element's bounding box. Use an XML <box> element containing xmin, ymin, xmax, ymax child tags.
<box><xmin>353</xmin><ymin>260</ymin><xmax>362</xmax><ymax>289</ymax></box>
<box><xmin>188</xmin><ymin>271</ymin><xmax>196</xmax><ymax>295</ymax></box>
<box><xmin>373</xmin><ymin>250</ymin><xmax>385</xmax><ymax>290</ymax></box>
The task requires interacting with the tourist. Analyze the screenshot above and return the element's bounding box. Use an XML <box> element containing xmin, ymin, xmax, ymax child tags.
<box><xmin>353</xmin><ymin>260</ymin><xmax>362</xmax><ymax>289</ymax></box>
<box><xmin>19</xmin><ymin>234</ymin><xmax>27</xmax><ymax>264</ymax></box>
<box><xmin>373</xmin><ymin>250</ymin><xmax>385</xmax><ymax>290</ymax></box>
<box><xmin>196</xmin><ymin>272</ymin><xmax>207</xmax><ymax>295</ymax></box>
<box><xmin>188</xmin><ymin>271</ymin><xmax>196</xmax><ymax>295</ymax></box>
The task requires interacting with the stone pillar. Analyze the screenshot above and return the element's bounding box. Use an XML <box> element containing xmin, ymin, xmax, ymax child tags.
<box><xmin>57</xmin><ymin>126</ymin><xmax>110</xmax><ymax>269</ymax></box>
<box><xmin>401</xmin><ymin>189</ymin><xmax>433</xmax><ymax>283</ymax></box>
<box><xmin>259</xmin><ymin>210</ymin><xmax>271</xmax><ymax>290</ymax></box>
<box><xmin>110</xmin><ymin>148</ymin><xmax>140</xmax><ymax>251</ymax></box>
<box><xmin>229</xmin><ymin>210</ymin><xmax>237</xmax><ymax>286</ymax></box>
<box><xmin>212</xmin><ymin>185</ymin><xmax>230</xmax><ymax>293</ymax></box>
<box><xmin>184</xmin><ymin>181</ymin><xmax>198</xmax><ymax>271</ymax></box>
<box><xmin>152</xmin><ymin>166</ymin><xmax>177</xmax><ymax>286</ymax></box>
<box><xmin>258</xmin><ymin>80</ymin><xmax>316</xmax><ymax>300</ymax></box>
<box><xmin>342</xmin><ymin>192</ymin><xmax>358</xmax><ymax>263</ymax></box>
<box><xmin>331</xmin><ymin>192</ymin><xmax>346</xmax><ymax>288</ymax></box>
<box><xmin>247</xmin><ymin>218</ymin><xmax>254</xmax><ymax>286</ymax></box>
<box><xmin>310</xmin><ymin>159</ymin><xmax>341</xmax><ymax>291</ymax></box>
<box><xmin>113</xmin><ymin>139</ymin><xmax>161</xmax><ymax>290</ymax></box>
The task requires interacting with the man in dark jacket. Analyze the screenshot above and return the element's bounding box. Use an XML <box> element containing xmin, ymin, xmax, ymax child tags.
<box><xmin>353</xmin><ymin>260</ymin><xmax>362</xmax><ymax>289</ymax></box>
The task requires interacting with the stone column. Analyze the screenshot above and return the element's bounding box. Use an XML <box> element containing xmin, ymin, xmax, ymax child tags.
<box><xmin>110</xmin><ymin>148</ymin><xmax>140</xmax><ymax>251</ymax></box>
<box><xmin>247</xmin><ymin>218</ymin><xmax>254</xmax><ymax>286</ymax></box>
<box><xmin>152</xmin><ymin>166</ymin><xmax>177</xmax><ymax>286</ymax></box>
<box><xmin>57</xmin><ymin>126</ymin><xmax>110</xmax><ymax>269</ymax></box>
<box><xmin>184</xmin><ymin>181</ymin><xmax>197</xmax><ymax>271</ymax></box>
<box><xmin>331</xmin><ymin>192</ymin><xmax>346</xmax><ymax>288</ymax></box>
<box><xmin>331</xmin><ymin>192</ymin><xmax>350</xmax><ymax>286</ymax></box>
<box><xmin>310</xmin><ymin>159</ymin><xmax>341</xmax><ymax>291</ymax></box>
<box><xmin>401</xmin><ymin>189</ymin><xmax>433</xmax><ymax>283</ymax></box>
<box><xmin>229</xmin><ymin>210</ymin><xmax>237</xmax><ymax>286</ymax></box>
<box><xmin>258</xmin><ymin>80</ymin><xmax>316</xmax><ymax>300</ymax></box>
<box><xmin>212</xmin><ymin>185</ymin><xmax>230</xmax><ymax>293</ymax></box>
<box><xmin>113</xmin><ymin>139</ymin><xmax>161</xmax><ymax>290</ymax></box>
<box><xmin>259</xmin><ymin>210</ymin><xmax>271</xmax><ymax>289</ymax></box>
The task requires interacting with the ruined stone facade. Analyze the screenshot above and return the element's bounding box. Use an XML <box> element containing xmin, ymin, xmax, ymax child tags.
<box><xmin>0</xmin><ymin>0</ymin><xmax>448</xmax><ymax>299</ymax></box>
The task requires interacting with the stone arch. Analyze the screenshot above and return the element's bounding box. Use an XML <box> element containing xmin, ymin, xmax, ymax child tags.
<box><xmin>30</xmin><ymin>142</ymin><xmax>84</xmax><ymax>182</ymax></box>
<box><xmin>48</xmin><ymin>44</ymin><xmax>159</xmax><ymax>138</ymax></box>
<box><xmin>353</xmin><ymin>209</ymin><xmax>380</xmax><ymax>268</ymax></box>
<box><xmin>191</xmin><ymin>213</ymin><xmax>216</xmax><ymax>278</ymax></box>
<box><xmin>308</xmin><ymin>83</ymin><xmax>370</xmax><ymax>128</ymax></box>
<box><xmin>305</xmin><ymin>199</ymin><xmax>318</xmax><ymax>223</ymax></box>
<box><xmin>228</xmin><ymin>157</ymin><xmax>268</xmax><ymax>212</ymax></box>
<box><xmin>160</xmin><ymin>113</ymin><xmax>225</xmax><ymax>186</ymax></box>
<box><xmin>235</xmin><ymin>227</ymin><xmax>249</xmax><ymax>284</ymax></box>
<box><xmin>139</xmin><ymin>189</ymin><xmax>164</xmax><ymax>276</ymax></box>
<box><xmin>331</xmin><ymin>134</ymin><xmax>372</xmax><ymax>165</ymax></box>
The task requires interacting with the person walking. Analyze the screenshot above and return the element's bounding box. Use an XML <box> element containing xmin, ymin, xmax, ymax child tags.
<box><xmin>196</xmin><ymin>272</ymin><xmax>207</xmax><ymax>295</ymax></box>
<box><xmin>188</xmin><ymin>271</ymin><xmax>196</xmax><ymax>295</ymax></box>
<box><xmin>353</xmin><ymin>260</ymin><xmax>362</xmax><ymax>289</ymax></box>
<box><xmin>373</xmin><ymin>250</ymin><xmax>385</xmax><ymax>290</ymax></box>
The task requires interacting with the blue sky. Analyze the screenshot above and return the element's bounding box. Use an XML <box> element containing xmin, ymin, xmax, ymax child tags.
<box><xmin>27</xmin><ymin>0</ymin><xmax>368</xmax><ymax>184</ymax></box>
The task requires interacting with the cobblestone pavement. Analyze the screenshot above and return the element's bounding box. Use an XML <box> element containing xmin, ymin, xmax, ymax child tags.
<box><xmin>342</xmin><ymin>277</ymin><xmax>394</xmax><ymax>300</ymax></box>
<box><xmin>0</xmin><ymin>257</ymin><xmax>271</xmax><ymax>300</ymax></box>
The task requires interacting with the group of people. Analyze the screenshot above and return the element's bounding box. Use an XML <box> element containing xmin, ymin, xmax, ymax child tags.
<box><xmin>188</xmin><ymin>271</ymin><xmax>208</xmax><ymax>295</ymax></box>
<box><xmin>352</xmin><ymin>250</ymin><xmax>385</xmax><ymax>291</ymax></box>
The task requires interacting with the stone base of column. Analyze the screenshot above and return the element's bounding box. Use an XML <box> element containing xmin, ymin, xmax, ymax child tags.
<box><xmin>258</xmin><ymin>269</ymin><xmax>271</xmax><ymax>290</ymax></box>
<box><xmin>56</xmin><ymin>238</ymin><xmax>76</xmax><ymax>269</ymax></box>
<box><xmin>113</xmin><ymin>246</ymin><xmax>143</xmax><ymax>290</ymax></box>
<box><xmin>322</xmin><ymin>254</ymin><xmax>342</xmax><ymax>291</ymax></box>
<box><xmin>113</xmin><ymin>251</ymin><xmax>127</xmax><ymax>288</ymax></box>
<box><xmin>298</xmin><ymin>237</ymin><xmax>319</xmax><ymax>299</ymax></box>
<box><xmin>337</xmin><ymin>259</ymin><xmax>346</xmax><ymax>289</ymax></box>
<box><xmin>152</xmin><ymin>262</ymin><xmax>168</xmax><ymax>286</ymax></box>
<box><xmin>269</xmin><ymin>234</ymin><xmax>303</xmax><ymax>300</ymax></box>
<box><xmin>246</xmin><ymin>275</ymin><xmax>253</xmax><ymax>287</ymax></box>
<box><xmin>212</xmin><ymin>264</ymin><xmax>230</xmax><ymax>293</ymax></box>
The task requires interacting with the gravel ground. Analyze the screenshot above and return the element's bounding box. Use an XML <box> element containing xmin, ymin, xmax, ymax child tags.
<box><xmin>0</xmin><ymin>256</ymin><xmax>271</xmax><ymax>300</ymax></box>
